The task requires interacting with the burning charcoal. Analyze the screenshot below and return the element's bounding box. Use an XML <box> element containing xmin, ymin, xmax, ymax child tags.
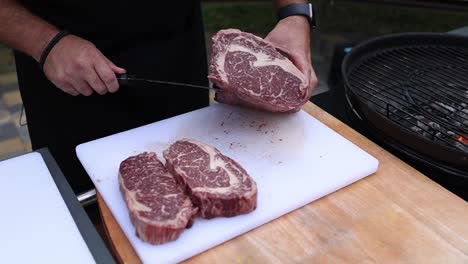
<box><xmin>431</xmin><ymin>102</ymin><xmax>456</xmax><ymax>116</ymax></box>
<box><xmin>455</xmin><ymin>142</ymin><xmax>468</xmax><ymax>152</ymax></box>
<box><xmin>416</xmin><ymin>121</ymin><xmax>429</xmax><ymax>131</ymax></box>
<box><xmin>428</xmin><ymin>121</ymin><xmax>440</xmax><ymax>130</ymax></box>
<box><xmin>411</xmin><ymin>126</ymin><xmax>423</xmax><ymax>133</ymax></box>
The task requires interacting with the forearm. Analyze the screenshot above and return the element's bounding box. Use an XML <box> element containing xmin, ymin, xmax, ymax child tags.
<box><xmin>274</xmin><ymin>0</ymin><xmax>308</xmax><ymax>8</ymax></box>
<box><xmin>0</xmin><ymin>0</ymin><xmax>59</xmax><ymax>61</ymax></box>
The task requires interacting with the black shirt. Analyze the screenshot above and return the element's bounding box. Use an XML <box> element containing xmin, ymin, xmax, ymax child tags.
<box><xmin>18</xmin><ymin>0</ymin><xmax>199</xmax><ymax>52</ymax></box>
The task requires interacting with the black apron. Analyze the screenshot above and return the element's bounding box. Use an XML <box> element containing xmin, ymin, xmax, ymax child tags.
<box><xmin>15</xmin><ymin>1</ymin><xmax>209</xmax><ymax>194</ymax></box>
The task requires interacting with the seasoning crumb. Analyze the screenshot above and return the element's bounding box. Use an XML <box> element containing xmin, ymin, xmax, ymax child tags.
<box><xmin>270</xmin><ymin>140</ymin><xmax>274</xmax><ymax>143</ymax></box>
<box><xmin>214</xmin><ymin>137</ymin><xmax>219</xmax><ymax>140</ymax></box>
<box><xmin>278</xmin><ymin>138</ymin><xmax>283</xmax><ymax>141</ymax></box>
<box><xmin>97</xmin><ymin>179</ymin><xmax>102</xmax><ymax>183</ymax></box>
<box><xmin>264</xmin><ymin>131</ymin><xmax>268</xmax><ymax>134</ymax></box>
<box><xmin>220</xmin><ymin>121</ymin><xmax>224</xmax><ymax>127</ymax></box>
<box><xmin>278</xmin><ymin>161</ymin><xmax>283</xmax><ymax>164</ymax></box>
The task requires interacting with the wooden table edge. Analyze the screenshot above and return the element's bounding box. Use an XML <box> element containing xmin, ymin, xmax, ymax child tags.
<box><xmin>96</xmin><ymin>101</ymin><xmax>466</xmax><ymax>263</ymax></box>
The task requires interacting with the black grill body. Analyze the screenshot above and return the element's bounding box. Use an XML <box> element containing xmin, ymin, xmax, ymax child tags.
<box><xmin>342</xmin><ymin>33</ymin><xmax>468</xmax><ymax>194</ymax></box>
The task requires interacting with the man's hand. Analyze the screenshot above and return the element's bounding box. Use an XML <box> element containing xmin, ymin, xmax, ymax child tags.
<box><xmin>43</xmin><ymin>35</ymin><xmax>126</xmax><ymax>96</ymax></box>
<box><xmin>265</xmin><ymin>15</ymin><xmax>318</xmax><ymax>100</ymax></box>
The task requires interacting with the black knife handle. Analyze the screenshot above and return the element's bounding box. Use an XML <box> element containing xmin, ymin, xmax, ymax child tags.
<box><xmin>116</xmin><ymin>73</ymin><xmax>129</xmax><ymax>86</ymax></box>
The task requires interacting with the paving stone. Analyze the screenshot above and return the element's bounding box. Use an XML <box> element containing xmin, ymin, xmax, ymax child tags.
<box><xmin>0</xmin><ymin>72</ymin><xmax>17</xmax><ymax>86</ymax></box>
<box><xmin>10</xmin><ymin>110</ymin><xmax>19</xmax><ymax>128</ymax></box>
<box><xmin>0</xmin><ymin>122</ymin><xmax>17</xmax><ymax>141</ymax></box>
<box><xmin>0</xmin><ymin>110</ymin><xmax>11</xmax><ymax>126</ymax></box>
<box><xmin>0</xmin><ymin>137</ymin><xmax>26</xmax><ymax>158</ymax></box>
<box><xmin>2</xmin><ymin>90</ymin><xmax>22</xmax><ymax>108</ymax></box>
<box><xmin>0</xmin><ymin>83</ymin><xmax>18</xmax><ymax>96</ymax></box>
<box><xmin>8</xmin><ymin>103</ymin><xmax>22</xmax><ymax>114</ymax></box>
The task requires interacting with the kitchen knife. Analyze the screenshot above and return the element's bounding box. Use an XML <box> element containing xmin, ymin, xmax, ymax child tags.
<box><xmin>116</xmin><ymin>73</ymin><xmax>221</xmax><ymax>91</ymax></box>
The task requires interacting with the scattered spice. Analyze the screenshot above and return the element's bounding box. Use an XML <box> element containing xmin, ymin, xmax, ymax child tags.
<box><xmin>278</xmin><ymin>138</ymin><xmax>283</xmax><ymax>141</ymax></box>
<box><xmin>278</xmin><ymin>161</ymin><xmax>283</xmax><ymax>164</ymax></box>
<box><xmin>220</xmin><ymin>121</ymin><xmax>224</xmax><ymax>127</ymax></box>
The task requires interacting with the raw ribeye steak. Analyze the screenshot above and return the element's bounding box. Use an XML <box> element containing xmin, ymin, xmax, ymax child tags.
<box><xmin>119</xmin><ymin>152</ymin><xmax>197</xmax><ymax>245</ymax></box>
<box><xmin>163</xmin><ymin>139</ymin><xmax>257</xmax><ymax>219</ymax></box>
<box><xmin>209</xmin><ymin>29</ymin><xmax>309</xmax><ymax>112</ymax></box>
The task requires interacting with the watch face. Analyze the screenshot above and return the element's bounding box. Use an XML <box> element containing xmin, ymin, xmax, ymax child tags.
<box><xmin>277</xmin><ymin>2</ymin><xmax>317</xmax><ymax>29</ymax></box>
<box><xmin>308</xmin><ymin>3</ymin><xmax>313</xmax><ymax>19</ymax></box>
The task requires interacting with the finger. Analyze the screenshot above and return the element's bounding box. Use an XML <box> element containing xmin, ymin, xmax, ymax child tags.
<box><xmin>62</xmin><ymin>84</ymin><xmax>80</xmax><ymax>96</ymax></box>
<box><xmin>62</xmin><ymin>86</ymin><xmax>80</xmax><ymax>96</ymax></box>
<box><xmin>94</xmin><ymin>58</ymin><xmax>119</xmax><ymax>93</ymax></box>
<box><xmin>71</xmin><ymin>78</ymin><xmax>93</xmax><ymax>96</ymax></box>
<box><xmin>103</xmin><ymin>56</ymin><xmax>126</xmax><ymax>74</ymax></box>
<box><xmin>53</xmin><ymin>80</ymin><xmax>80</xmax><ymax>96</ymax></box>
<box><xmin>83</xmin><ymin>67</ymin><xmax>107</xmax><ymax>95</ymax></box>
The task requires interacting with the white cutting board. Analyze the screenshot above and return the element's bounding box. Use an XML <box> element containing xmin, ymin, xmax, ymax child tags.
<box><xmin>76</xmin><ymin>103</ymin><xmax>379</xmax><ymax>264</ymax></box>
<box><xmin>0</xmin><ymin>152</ymin><xmax>95</xmax><ymax>264</ymax></box>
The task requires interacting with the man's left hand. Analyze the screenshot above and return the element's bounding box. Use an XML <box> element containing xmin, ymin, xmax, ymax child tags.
<box><xmin>265</xmin><ymin>15</ymin><xmax>318</xmax><ymax>101</ymax></box>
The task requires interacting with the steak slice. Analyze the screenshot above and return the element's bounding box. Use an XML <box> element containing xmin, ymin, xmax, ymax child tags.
<box><xmin>208</xmin><ymin>29</ymin><xmax>310</xmax><ymax>112</ymax></box>
<box><xmin>119</xmin><ymin>152</ymin><xmax>197</xmax><ymax>245</ymax></box>
<box><xmin>163</xmin><ymin>139</ymin><xmax>257</xmax><ymax>219</ymax></box>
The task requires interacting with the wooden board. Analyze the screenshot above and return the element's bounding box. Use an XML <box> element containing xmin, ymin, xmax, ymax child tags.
<box><xmin>77</xmin><ymin>102</ymin><xmax>378</xmax><ymax>263</ymax></box>
<box><xmin>98</xmin><ymin>102</ymin><xmax>468</xmax><ymax>263</ymax></box>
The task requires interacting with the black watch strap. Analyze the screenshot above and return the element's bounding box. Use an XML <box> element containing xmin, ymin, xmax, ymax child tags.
<box><xmin>277</xmin><ymin>2</ymin><xmax>317</xmax><ymax>29</ymax></box>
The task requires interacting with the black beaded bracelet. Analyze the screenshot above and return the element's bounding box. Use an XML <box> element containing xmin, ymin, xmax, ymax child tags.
<box><xmin>39</xmin><ymin>30</ymin><xmax>70</xmax><ymax>71</ymax></box>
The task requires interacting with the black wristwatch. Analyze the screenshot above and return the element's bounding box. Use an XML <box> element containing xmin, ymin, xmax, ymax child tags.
<box><xmin>277</xmin><ymin>2</ymin><xmax>317</xmax><ymax>29</ymax></box>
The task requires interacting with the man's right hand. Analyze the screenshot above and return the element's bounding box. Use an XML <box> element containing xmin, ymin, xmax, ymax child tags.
<box><xmin>43</xmin><ymin>34</ymin><xmax>126</xmax><ymax>96</ymax></box>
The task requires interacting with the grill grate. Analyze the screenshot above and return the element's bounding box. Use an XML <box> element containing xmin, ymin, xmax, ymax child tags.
<box><xmin>348</xmin><ymin>44</ymin><xmax>468</xmax><ymax>153</ymax></box>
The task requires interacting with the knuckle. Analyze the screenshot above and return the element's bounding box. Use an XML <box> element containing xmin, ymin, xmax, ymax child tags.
<box><xmin>109</xmin><ymin>83</ymin><xmax>119</xmax><ymax>93</ymax></box>
<box><xmin>94</xmin><ymin>85</ymin><xmax>107</xmax><ymax>95</ymax></box>
<box><xmin>82</xmin><ymin>88</ymin><xmax>93</xmax><ymax>96</ymax></box>
<box><xmin>72</xmin><ymin>58</ymin><xmax>85</xmax><ymax>70</ymax></box>
<box><xmin>84</xmin><ymin>46</ymin><xmax>99</xmax><ymax>59</ymax></box>
<box><xmin>55</xmin><ymin>71</ymin><xmax>67</xmax><ymax>83</ymax></box>
<box><xmin>102</xmin><ymin>74</ymin><xmax>114</xmax><ymax>84</ymax></box>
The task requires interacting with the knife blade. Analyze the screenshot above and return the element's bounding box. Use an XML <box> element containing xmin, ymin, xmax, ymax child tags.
<box><xmin>116</xmin><ymin>73</ymin><xmax>221</xmax><ymax>91</ymax></box>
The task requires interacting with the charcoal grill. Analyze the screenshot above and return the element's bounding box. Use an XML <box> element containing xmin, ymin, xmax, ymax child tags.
<box><xmin>342</xmin><ymin>33</ymin><xmax>468</xmax><ymax>179</ymax></box>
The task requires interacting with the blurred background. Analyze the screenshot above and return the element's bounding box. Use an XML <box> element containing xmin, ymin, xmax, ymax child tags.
<box><xmin>0</xmin><ymin>0</ymin><xmax>466</xmax><ymax>160</ymax></box>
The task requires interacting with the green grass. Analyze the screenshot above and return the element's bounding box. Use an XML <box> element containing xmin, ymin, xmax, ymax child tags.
<box><xmin>202</xmin><ymin>1</ymin><xmax>468</xmax><ymax>37</ymax></box>
<box><xmin>202</xmin><ymin>2</ymin><xmax>276</xmax><ymax>36</ymax></box>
